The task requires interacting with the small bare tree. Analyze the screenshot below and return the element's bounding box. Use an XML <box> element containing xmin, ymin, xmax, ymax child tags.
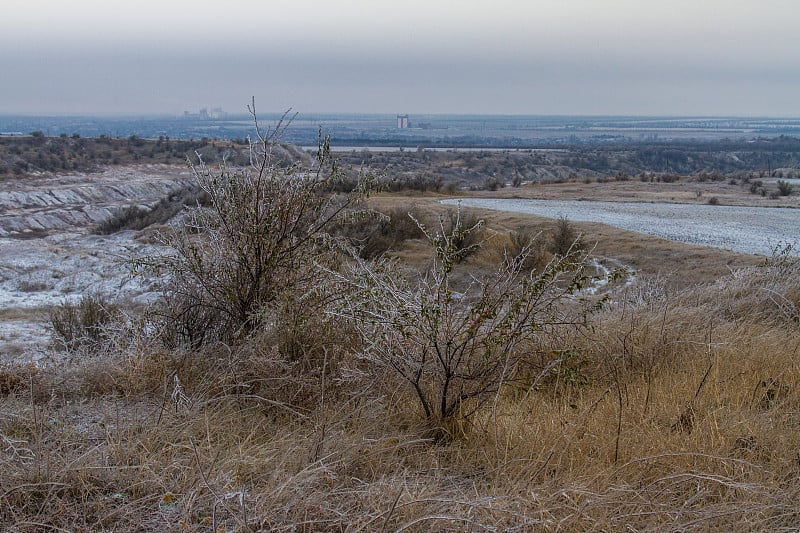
<box><xmin>137</xmin><ymin>101</ymin><xmax>371</xmax><ymax>347</ymax></box>
<box><xmin>337</xmin><ymin>207</ymin><xmax>603</xmax><ymax>433</ymax></box>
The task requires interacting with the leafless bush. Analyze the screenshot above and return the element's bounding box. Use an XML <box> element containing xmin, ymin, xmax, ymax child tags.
<box><xmin>334</xmin><ymin>207</ymin><xmax>425</xmax><ymax>259</ymax></box>
<box><xmin>549</xmin><ymin>215</ymin><xmax>584</xmax><ymax>256</ymax></box>
<box><xmin>777</xmin><ymin>179</ymin><xmax>794</xmax><ymax>196</ymax></box>
<box><xmin>504</xmin><ymin>226</ymin><xmax>550</xmax><ymax>272</ymax></box>
<box><xmin>94</xmin><ymin>186</ymin><xmax>209</xmax><ymax>234</ymax></box>
<box><xmin>444</xmin><ymin>207</ymin><xmax>485</xmax><ymax>264</ymax></box>
<box><xmin>49</xmin><ymin>295</ymin><xmax>121</xmax><ymax>353</ymax></box>
<box><xmin>337</xmin><ymin>207</ymin><xmax>601</xmax><ymax>435</ymax></box>
<box><xmin>136</xmin><ymin>102</ymin><xmax>372</xmax><ymax>347</ymax></box>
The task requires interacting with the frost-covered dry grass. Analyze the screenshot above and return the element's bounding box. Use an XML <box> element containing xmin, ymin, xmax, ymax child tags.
<box><xmin>2</xmin><ymin>230</ymin><xmax>799</xmax><ymax>531</ymax></box>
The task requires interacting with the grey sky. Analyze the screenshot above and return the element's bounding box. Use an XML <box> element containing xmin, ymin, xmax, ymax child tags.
<box><xmin>2</xmin><ymin>0</ymin><xmax>799</xmax><ymax>116</ymax></box>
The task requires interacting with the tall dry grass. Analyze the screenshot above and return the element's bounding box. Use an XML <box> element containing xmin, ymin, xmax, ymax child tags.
<box><xmin>2</xmin><ymin>241</ymin><xmax>799</xmax><ymax>531</ymax></box>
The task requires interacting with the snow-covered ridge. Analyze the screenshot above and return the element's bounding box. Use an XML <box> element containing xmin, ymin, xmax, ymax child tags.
<box><xmin>0</xmin><ymin>165</ymin><xmax>194</xmax><ymax>236</ymax></box>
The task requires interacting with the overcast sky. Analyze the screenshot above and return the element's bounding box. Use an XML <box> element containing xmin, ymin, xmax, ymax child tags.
<box><xmin>2</xmin><ymin>0</ymin><xmax>799</xmax><ymax>116</ymax></box>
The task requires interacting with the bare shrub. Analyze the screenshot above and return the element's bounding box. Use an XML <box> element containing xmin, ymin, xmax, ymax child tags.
<box><xmin>49</xmin><ymin>295</ymin><xmax>121</xmax><ymax>353</ymax></box>
<box><xmin>94</xmin><ymin>186</ymin><xmax>209</xmax><ymax>234</ymax></box>
<box><xmin>381</xmin><ymin>173</ymin><xmax>444</xmax><ymax>193</ymax></box>
<box><xmin>335</xmin><ymin>206</ymin><xmax>425</xmax><ymax>259</ymax></box>
<box><xmin>94</xmin><ymin>204</ymin><xmax>150</xmax><ymax>234</ymax></box>
<box><xmin>136</xmin><ymin>103</ymin><xmax>371</xmax><ymax>347</ymax></box>
<box><xmin>549</xmin><ymin>216</ymin><xmax>584</xmax><ymax>257</ymax></box>
<box><xmin>777</xmin><ymin>179</ymin><xmax>794</xmax><ymax>196</ymax></box>
<box><xmin>443</xmin><ymin>207</ymin><xmax>484</xmax><ymax>264</ymax></box>
<box><xmin>337</xmin><ymin>210</ymin><xmax>601</xmax><ymax>435</ymax></box>
<box><xmin>504</xmin><ymin>226</ymin><xmax>550</xmax><ymax>272</ymax></box>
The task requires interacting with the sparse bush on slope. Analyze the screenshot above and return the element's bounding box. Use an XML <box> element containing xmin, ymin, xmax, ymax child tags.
<box><xmin>49</xmin><ymin>295</ymin><xmax>121</xmax><ymax>354</ymax></box>
<box><xmin>503</xmin><ymin>225</ymin><xmax>551</xmax><ymax>272</ymax></box>
<box><xmin>333</xmin><ymin>206</ymin><xmax>425</xmax><ymax>259</ymax></box>
<box><xmin>135</xmin><ymin>105</ymin><xmax>373</xmax><ymax>348</ymax></box>
<box><xmin>549</xmin><ymin>215</ymin><xmax>584</xmax><ymax>257</ymax></box>
<box><xmin>94</xmin><ymin>186</ymin><xmax>210</xmax><ymax>234</ymax></box>
<box><xmin>777</xmin><ymin>179</ymin><xmax>794</xmax><ymax>196</ymax></box>
<box><xmin>336</xmin><ymin>206</ymin><xmax>602</xmax><ymax>437</ymax></box>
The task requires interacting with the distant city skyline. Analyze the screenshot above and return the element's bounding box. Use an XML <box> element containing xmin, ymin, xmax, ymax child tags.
<box><xmin>2</xmin><ymin>0</ymin><xmax>799</xmax><ymax>117</ymax></box>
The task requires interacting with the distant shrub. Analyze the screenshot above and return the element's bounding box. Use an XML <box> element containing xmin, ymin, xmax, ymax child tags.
<box><xmin>777</xmin><ymin>180</ymin><xmax>794</xmax><ymax>196</ymax></box>
<box><xmin>94</xmin><ymin>186</ymin><xmax>209</xmax><ymax>234</ymax></box>
<box><xmin>505</xmin><ymin>226</ymin><xmax>550</xmax><ymax>272</ymax></box>
<box><xmin>549</xmin><ymin>216</ymin><xmax>583</xmax><ymax>257</ymax></box>
<box><xmin>95</xmin><ymin>205</ymin><xmax>150</xmax><ymax>234</ymax></box>
<box><xmin>380</xmin><ymin>173</ymin><xmax>443</xmax><ymax>193</ymax></box>
<box><xmin>49</xmin><ymin>295</ymin><xmax>120</xmax><ymax>353</ymax></box>
<box><xmin>482</xmin><ymin>176</ymin><xmax>504</xmax><ymax>191</ymax></box>
<box><xmin>707</xmin><ymin>197</ymin><xmax>720</xmax><ymax>205</ymax></box>
<box><xmin>336</xmin><ymin>207</ymin><xmax>425</xmax><ymax>259</ymax></box>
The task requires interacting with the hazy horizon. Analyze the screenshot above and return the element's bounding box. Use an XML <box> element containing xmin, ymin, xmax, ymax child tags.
<box><xmin>3</xmin><ymin>1</ymin><xmax>799</xmax><ymax>117</ymax></box>
<box><xmin>3</xmin><ymin>111</ymin><xmax>800</xmax><ymax>120</ymax></box>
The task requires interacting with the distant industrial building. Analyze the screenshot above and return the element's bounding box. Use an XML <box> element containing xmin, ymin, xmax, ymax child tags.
<box><xmin>183</xmin><ymin>107</ymin><xmax>228</xmax><ymax>120</ymax></box>
<box><xmin>397</xmin><ymin>114</ymin><xmax>409</xmax><ymax>129</ymax></box>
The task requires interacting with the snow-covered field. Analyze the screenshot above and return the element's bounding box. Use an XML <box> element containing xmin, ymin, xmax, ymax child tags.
<box><xmin>0</xmin><ymin>231</ymin><xmax>162</xmax><ymax>360</ymax></box>
<box><xmin>443</xmin><ymin>198</ymin><xmax>800</xmax><ymax>257</ymax></box>
<box><xmin>0</xmin><ymin>165</ymin><xmax>193</xmax><ymax>237</ymax></box>
<box><xmin>0</xmin><ymin>232</ymin><xmax>159</xmax><ymax>309</ymax></box>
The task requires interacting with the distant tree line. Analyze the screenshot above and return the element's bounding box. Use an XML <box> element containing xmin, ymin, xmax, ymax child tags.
<box><xmin>0</xmin><ymin>134</ymin><xmax>252</xmax><ymax>178</ymax></box>
<box><xmin>2</xmin><ymin>133</ymin><xmax>799</xmax><ymax>188</ymax></box>
<box><xmin>332</xmin><ymin>137</ymin><xmax>800</xmax><ymax>190</ymax></box>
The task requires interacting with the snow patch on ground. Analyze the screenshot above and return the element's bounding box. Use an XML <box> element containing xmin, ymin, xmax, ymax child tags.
<box><xmin>0</xmin><ymin>231</ymin><xmax>164</xmax><ymax>361</ymax></box>
<box><xmin>0</xmin><ymin>166</ymin><xmax>184</xmax><ymax>361</ymax></box>
<box><xmin>443</xmin><ymin>198</ymin><xmax>800</xmax><ymax>257</ymax></box>
<box><xmin>0</xmin><ymin>232</ymin><xmax>160</xmax><ymax>309</ymax></box>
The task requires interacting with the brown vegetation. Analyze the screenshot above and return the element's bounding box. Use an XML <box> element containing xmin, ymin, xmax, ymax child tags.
<box><xmin>3</xmin><ymin>122</ymin><xmax>800</xmax><ymax>530</ymax></box>
<box><xmin>2</xmin><ymin>240</ymin><xmax>799</xmax><ymax>530</ymax></box>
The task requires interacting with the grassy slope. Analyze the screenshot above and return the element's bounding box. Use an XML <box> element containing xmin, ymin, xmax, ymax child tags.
<box><xmin>1</xmin><ymin>193</ymin><xmax>799</xmax><ymax>531</ymax></box>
